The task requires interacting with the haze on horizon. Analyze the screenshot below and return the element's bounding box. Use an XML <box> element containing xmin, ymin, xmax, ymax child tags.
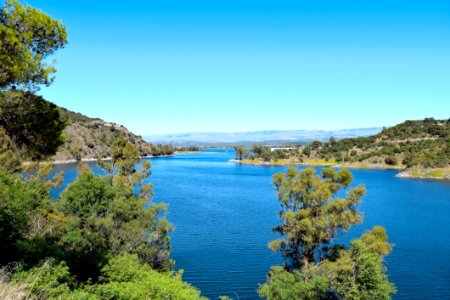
<box><xmin>30</xmin><ymin>0</ymin><xmax>450</xmax><ymax>135</ymax></box>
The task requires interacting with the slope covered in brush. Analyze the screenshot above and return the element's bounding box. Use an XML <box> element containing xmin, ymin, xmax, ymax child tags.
<box><xmin>55</xmin><ymin>107</ymin><xmax>173</xmax><ymax>161</ymax></box>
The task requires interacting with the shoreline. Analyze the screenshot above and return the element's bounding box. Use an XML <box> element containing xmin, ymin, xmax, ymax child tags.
<box><xmin>228</xmin><ymin>158</ymin><xmax>401</xmax><ymax>170</ymax></box>
<box><xmin>396</xmin><ymin>169</ymin><xmax>450</xmax><ymax>181</ymax></box>
<box><xmin>49</xmin><ymin>154</ymin><xmax>174</xmax><ymax>165</ymax></box>
<box><xmin>174</xmin><ymin>151</ymin><xmax>201</xmax><ymax>154</ymax></box>
<box><xmin>229</xmin><ymin>159</ymin><xmax>450</xmax><ymax>181</ymax></box>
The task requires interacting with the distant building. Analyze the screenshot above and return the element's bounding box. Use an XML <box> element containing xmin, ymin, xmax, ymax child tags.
<box><xmin>269</xmin><ymin>147</ymin><xmax>296</xmax><ymax>152</ymax></box>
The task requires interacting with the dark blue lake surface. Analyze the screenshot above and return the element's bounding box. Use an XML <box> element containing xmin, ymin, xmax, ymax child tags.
<box><xmin>53</xmin><ymin>149</ymin><xmax>450</xmax><ymax>299</ymax></box>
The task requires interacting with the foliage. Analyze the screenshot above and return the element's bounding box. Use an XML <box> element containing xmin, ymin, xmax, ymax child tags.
<box><xmin>250</xmin><ymin>145</ymin><xmax>276</xmax><ymax>162</ymax></box>
<box><xmin>270</xmin><ymin>167</ymin><xmax>364</xmax><ymax>269</ymax></box>
<box><xmin>259</xmin><ymin>227</ymin><xmax>396</xmax><ymax>300</ymax></box>
<box><xmin>384</xmin><ymin>156</ymin><xmax>397</xmax><ymax>166</ymax></box>
<box><xmin>12</xmin><ymin>260</ymin><xmax>74</xmax><ymax>299</ymax></box>
<box><xmin>0</xmin><ymin>127</ymin><xmax>21</xmax><ymax>173</ymax></box>
<box><xmin>0</xmin><ymin>0</ymin><xmax>67</xmax><ymax>91</ymax></box>
<box><xmin>0</xmin><ymin>1</ymin><xmax>199</xmax><ymax>298</ymax></box>
<box><xmin>233</xmin><ymin>146</ymin><xmax>249</xmax><ymax>160</ymax></box>
<box><xmin>249</xmin><ymin>119</ymin><xmax>450</xmax><ymax>171</ymax></box>
<box><xmin>0</xmin><ymin>138</ymin><xmax>176</xmax><ymax>286</ymax></box>
<box><xmin>0</xmin><ymin>138</ymin><xmax>199</xmax><ymax>298</ymax></box>
<box><xmin>324</xmin><ymin>226</ymin><xmax>396</xmax><ymax>299</ymax></box>
<box><xmin>0</xmin><ymin>267</ymin><xmax>30</xmax><ymax>300</ymax></box>
<box><xmin>11</xmin><ymin>254</ymin><xmax>205</xmax><ymax>300</ymax></box>
<box><xmin>0</xmin><ymin>91</ymin><xmax>66</xmax><ymax>160</ymax></box>
<box><xmin>259</xmin><ymin>266</ymin><xmax>328</xmax><ymax>300</ymax></box>
<box><xmin>51</xmin><ymin>139</ymin><xmax>172</xmax><ymax>281</ymax></box>
<box><xmin>260</xmin><ymin>168</ymin><xmax>395</xmax><ymax>299</ymax></box>
<box><xmin>175</xmin><ymin>146</ymin><xmax>201</xmax><ymax>152</ymax></box>
<box><xmin>86</xmin><ymin>254</ymin><xmax>206</xmax><ymax>300</ymax></box>
<box><xmin>0</xmin><ymin>170</ymin><xmax>51</xmax><ymax>265</ymax></box>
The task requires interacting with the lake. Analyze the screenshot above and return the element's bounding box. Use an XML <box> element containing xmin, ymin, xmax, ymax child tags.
<box><xmin>52</xmin><ymin>149</ymin><xmax>450</xmax><ymax>300</ymax></box>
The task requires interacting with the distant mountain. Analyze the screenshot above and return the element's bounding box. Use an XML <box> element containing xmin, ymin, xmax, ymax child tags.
<box><xmin>144</xmin><ymin>128</ymin><xmax>383</xmax><ymax>146</ymax></box>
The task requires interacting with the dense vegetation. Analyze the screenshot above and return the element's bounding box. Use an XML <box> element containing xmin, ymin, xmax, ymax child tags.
<box><xmin>0</xmin><ymin>1</ymin><xmax>202</xmax><ymax>299</ymax></box>
<box><xmin>0</xmin><ymin>91</ymin><xmax>66</xmax><ymax>160</ymax></box>
<box><xmin>175</xmin><ymin>146</ymin><xmax>202</xmax><ymax>152</ymax></box>
<box><xmin>237</xmin><ymin>119</ymin><xmax>450</xmax><ymax>178</ymax></box>
<box><xmin>0</xmin><ymin>0</ymin><xmax>67</xmax><ymax>91</ymax></box>
<box><xmin>307</xmin><ymin>118</ymin><xmax>450</xmax><ymax>169</ymax></box>
<box><xmin>259</xmin><ymin>167</ymin><xmax>395</xmax><ymax>299</ymax></box>
<box><xmin>0</xmin><ymin>145</ymin><xmax>204</xmax><ymax>299</ymax></box>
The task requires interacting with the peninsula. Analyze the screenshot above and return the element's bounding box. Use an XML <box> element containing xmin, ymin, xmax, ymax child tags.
<box><xmin>232</xmin><ymin>118</ymin><xmax>450</xmax><ymax>180</ymax></box>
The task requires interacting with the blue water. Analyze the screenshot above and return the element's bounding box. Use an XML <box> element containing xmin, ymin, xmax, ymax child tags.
<box><xmin>52</xmin><ymin>149</ymin><xmax>450</xmax><ymax>300</ymax></box>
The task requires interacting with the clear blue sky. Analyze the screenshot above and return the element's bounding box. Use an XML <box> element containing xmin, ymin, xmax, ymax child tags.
<box><xmin>28</xmin><ymin>0</ymin><xmax>450</xmax><ymax>135</ymax></box>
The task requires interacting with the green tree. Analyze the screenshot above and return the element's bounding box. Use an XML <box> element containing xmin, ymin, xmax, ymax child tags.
<box><xmin>58</xmin><ymin>140</ymin><xmax>172</xmax><ymax>280</ymax></box>
<box><xmin>0</xmin><ymin>170</ymin><xmax>51</xmax><ymax>265</ymax></box>
<box><xmin>0</xmin><ymin>128</ymin><xmax>21</xmax><ymax>173</ymax></box>
<box><xmin>0</xmin><ymin>91</ymin><xmax>66</xmax><ymax>160</ymax></box>
<box><xmin>233</xmin><ymin>145</ymin><xmax>249</xmax><ymax>160</ymax></box>
<box><xmin>384</xmin><ymin>156</ymin><xmax>397</xmax><ymax>166</ymax></box>
<box><xmin>323</xmin><ymin>226</ymin><xmax>396</xmax><ymax>299</ymax></box>
<box><xmin>12</xmin><ymin>254</ymin><xmax>206</xmax><ymax>300</ymax></box>
<box><xmin>302</xmin><ymin>146</ymin><xmax>311</xmax><ymax>157</ymax></box>
<box><xmin>270</xmin><ymin>167</ymin><xmax>363</xmax><ymax>269</ymax></box>
<box><xmin>251</xmin><ymin>145</ymin><xmax>272</xmax><ymax>162</ymax></box>
<box><xmin>311</xmin><ymin>141</ymin><xmax>322</xmax><ymax>150</ymax></box>
<box><xmin>0</xmin><ymin>0</ymin><xmax>67</xmax><ymax>91</ymax></box>
<box><xmin>260</xmin><ymin>167</ymin><xmax>395</xmax><ymax>299</ymax></box>
<box><xmin>329</xmin><ymin>137</ymin><xmax>337</xmax><ymax>146</ymax></box>
<box><xmin>259</xmin><ymin>227</ymin><xmax>396</xmax><ymax>300</ymax></box>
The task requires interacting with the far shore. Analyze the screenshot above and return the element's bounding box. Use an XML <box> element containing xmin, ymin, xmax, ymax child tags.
<box><xmin>229</xmin><ymin>159</ymin><xmax>450</xmax><ymax>180</ymax></box>
<box><xmin>228</xmin><ymin>158</ymin><xmax>403</xmax><ymax>170</ymax></box>
<box><xmin>174</xmin><ymin>151</ymin><xmax>200</xmax><ymax>154</ymax></box>
<box><xmin>47</xmin><ymin>154</ymin><xmax>174</xmax><ymax>165</ymax></box>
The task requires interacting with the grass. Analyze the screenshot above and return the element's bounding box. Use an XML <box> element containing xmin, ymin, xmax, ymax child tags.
<box><xmin>0</xmin><ymin>269</ymin><xmax>31</xmax><ymax>300</ymax></box>
<box><xmin>400</xmin><ymin>167</ymin><xmax>450</xmax><ymax>180</ymax></box>
<box><xmin>426</xmin><ymin>170</ymin><xmax>445</xmax><ymax>178</ymax></box>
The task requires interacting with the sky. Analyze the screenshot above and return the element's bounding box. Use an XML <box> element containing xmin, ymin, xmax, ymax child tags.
<box><xmin>26</xmin><ymin>0</ymin><xmax>450</xmax><ymax>135</ymax></box>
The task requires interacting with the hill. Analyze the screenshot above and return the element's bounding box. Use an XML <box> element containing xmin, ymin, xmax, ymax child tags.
<box><xmin>144</xmin><ymin>128</ymin><xmax>382</xmax><ymax>146</ymax></box>
<box><xmin>238</xmin><ymin>118</ymin><xmax>450</xmax><ymax>179</ymax></box>
<box><xmin>53</xmin><ymin>107</ymin><xmax>173</xmax><ymax>161</ymax></box>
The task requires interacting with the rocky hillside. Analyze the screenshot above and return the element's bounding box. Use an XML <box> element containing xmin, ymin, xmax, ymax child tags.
<box><xmin>53</xmin><ymin>108</ymin><xmax>173</xmax><ymax>161</ymax></box>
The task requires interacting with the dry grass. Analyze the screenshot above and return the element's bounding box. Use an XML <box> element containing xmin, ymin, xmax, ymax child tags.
<box><xmin>0</xmin><ymin>269</ymin><xmax>31</xmax><ymax>300</ymax></box>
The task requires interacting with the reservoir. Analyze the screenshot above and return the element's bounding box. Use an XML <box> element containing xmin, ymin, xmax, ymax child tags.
<box><xmin>53</xmin><ymin>149</ymin><xmax>450</xmax><ymax>299</ymax></box>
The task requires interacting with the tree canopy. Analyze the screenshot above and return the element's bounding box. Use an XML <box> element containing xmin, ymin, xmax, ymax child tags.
<box><xmin>259</xmin><ymin>167</ymin><xmax>396</xmax><ymax>299</ymax></box>
<box><xmin>233</xmin><ymin>145</ymin><xmax>249</xmax><ymax>160</ymax></box>
<box><xmin>0</xmin><ymin>1</ymin><xmax>207</xmax><ymax>298</ymax></box>
<box><xmin>0</xmin><ymin>0</ymin><xmax>67</xmax><ymax>91</ymax></box>
<box><xmin>0</xmin><ymin>91</ymin><xmax>66</xmax><ymax>160</ymax></box>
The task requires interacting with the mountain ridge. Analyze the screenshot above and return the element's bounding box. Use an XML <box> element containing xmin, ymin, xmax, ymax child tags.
<box><xmin>144</xmin><ymin>127</ymin><xmax>383</xmax><ymax>146</ymax></box>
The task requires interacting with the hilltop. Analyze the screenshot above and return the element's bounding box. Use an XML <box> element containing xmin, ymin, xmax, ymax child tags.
<box><xmin>144</xmin><ymin>127</ymin><xmax>382</xmax><ymax>146</ymax></box>
<box><xmin>236</xmin><ymin>118</ymin><xmax>450</xmax><ymax>180</ymax></box>
<box><xmin>53</xmin><ymin>107</ymin><xmax>173</xmax><ymax>161</ymax></box>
